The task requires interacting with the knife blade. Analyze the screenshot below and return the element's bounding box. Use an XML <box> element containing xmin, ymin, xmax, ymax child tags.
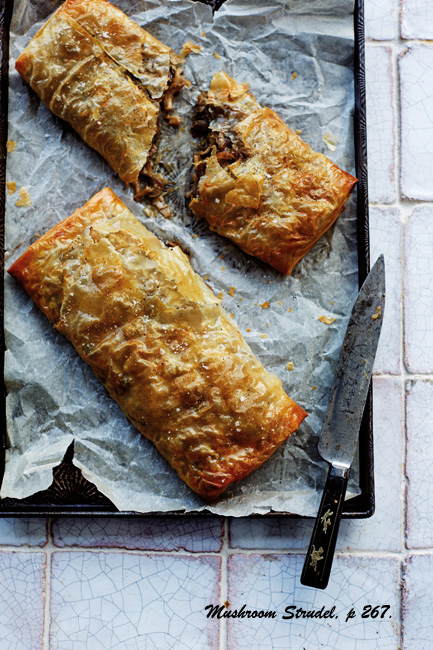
<box><xmin>300</xmin><ymin>254</ymin><xmax>386</xmax><ymax>590</ymax></box>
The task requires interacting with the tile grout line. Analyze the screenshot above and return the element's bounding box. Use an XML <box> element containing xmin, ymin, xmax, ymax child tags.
<box><xmin>42</xmin><ymin>518</ymin><xmax>54</xmax><ymax>650</ymax></box>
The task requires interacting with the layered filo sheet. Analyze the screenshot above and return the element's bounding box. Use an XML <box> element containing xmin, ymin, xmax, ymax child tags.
<box><xmin>15</xmin><ymin>0</ymin><xmax>188</xmax><ymax>197</ymax></box>
<box><xmin>8</xmin><ymin>188</ymin><xmax>307</xmax><ymax>501</ymax></box>
<box><xmin>190</xmin><ymin>72</ymin><xmax>358</xmax><ymax>275</ymax></box>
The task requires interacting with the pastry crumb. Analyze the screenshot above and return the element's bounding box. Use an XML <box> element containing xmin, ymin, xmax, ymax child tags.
<box><xmin>15</xmin><ymin>187</ymin><xmax>32</xmax><ymax>207</ymax></box>
<box><xmin>261</xmin><ymin>301</ymin><xmax>270</xmax><ymax>309</ymax></box>
<box><xmin>6</xmin><ymin>140</ymin><xmax>17</xmax><ymax>152</ymax></box>
<box><xmin>202</xmin><ymin>30</ymin><xmax>206</xmax><ymax>37</ymax></box>
<box><xmin>266</xmin><ymin>322</ymin><xmax>270</xmax><ymax>327</ymax></box>
<box><xmin>288</xmin><ymin>307</ymin><xmax>293</xmax><ymax>313</ymax></box>
<box><xmin>203</xmin><ymin>274</ymin><xmax>209</xmax><ymax>280</ymax></box>
<box><xmin>193</xmin><ymin>234</ymin><xmax>198</xmax><ymax>238</ymax></box>
<box><xmin>219</xmin><ymin>254</ymin><xmax>224</xmax><ymax>259</ymax></box>
<box><xmin>286</xmin><ymin>362</ymin><xmax>295</xmax><ymax>371</ymax></box>
<box><xmin>291</xmin><ymin>71</ymin><xmax>297</xmax><ymax>80</ymax></box>
<box><xmin>221</xmin><ymin>266</ymin><xmax>226</xmax><ymax>271</ymax></box>
<box><xmin>295</xmin><ymin>129</ymin><xmax>302</xmax><ymax>135</ymax></box>
<box><xmin>278</xmin><ymin>301</ymin><xmax>282</xmax><ymax>306</ymax></box>
<box><xmin>213</xmin><ymin>52</ymin><xmax>221</xmax><ymax>59</ymax></box>
<box><xmin>254</xmin><ymin>302</ymin><xmax>259</xmax><ymax>307</ymax></box>
<box><xmin>217</xmin><ymin>291</ymin><xmax>223</xmax><ymax>299</ymax></box>
<box><xmin>246</xmin><ymin>328</ymin><xmax>251</xmax><ymax>332</ymax></box>
<box><xmin>323</xmin><ymin>131</ymin><xmax>339</xmax><ymax>152</ymax></box>
<box><xmin>180</xmin><ymin>41</ymin><xmax>201</xmax><ymax>58</ymax></box>
<box><xmin>228</xmin><ymin>286</ymin><xmax>236</xmax><ymax>297</ymax></box>
<box><xmin>260</xmin><ymin>333</ymin><xmax>268</xmax><ymax>339</ymax></box>
<box><xmin>372</xmin><ymin>305</ymin><xmax>382</xmax><ymax>320</ymax></box>
<box><xmin>6</xmin><ymin>181</ymin><xmax>17</xmax><ymax>195</ymax></box>
<box><xmin>330</xmin><ymin>300</ymin><xmax>334</xmax><ymax>305</ymax></box>
<box><xmin>312</xmin><ymin>385</ymin><xmax>317</xmax><ymax>391</ymax></box>
<box><xmin>239</xmin><ymin>297</ymin><xmax>243</xmax><ymax>301</ymax></box>
<box><xmin>230</xmin><ymin>313</ymin><xmax>234</xmax><ymax>318</ymax></box>
<box><xmin>319</xmin><ymin>315</ymin><xmax>336</xmax><ymax>325</ymax></box>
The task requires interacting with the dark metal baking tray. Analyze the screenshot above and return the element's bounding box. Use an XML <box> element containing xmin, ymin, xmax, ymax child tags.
<box><xmin>0</xmin><ymin>0</ymin><xmax>372</xmax><ymax>517</ymax></box>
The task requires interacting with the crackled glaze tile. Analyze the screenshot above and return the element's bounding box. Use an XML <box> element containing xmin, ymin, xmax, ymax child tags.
<box><xmin>226</xmin><ymin>554</ymin><xmax>400</xmax><ymax>650</ymax></box>
<box><xmin>406</xmin><ymin>380</ymin><xmax>433</xmax><ymax>548</ymax></box>
<box><xmin>370</xmin><ymin>208</ymin><xmax>401</xmax><ymax>374</ymax></box>
<box><xmin>230</xmin><ymin>378</ymin><xmax>403</xmax><ymax>552</ymax></box>
<box><xmin>401</xmin><ymin>0</ymin><xmax>433</xmax><ymax>40</ymax></box>
<box><xmin>365</xmin><ymin>0</ymin><xmax>396</xmax><ymax>40</ymax></box>
<box><xmin>404</xmin><ymin>206</ymin><xmax>433</xmax><ymax>373</ymax></box>
<box><xmin>366</xmin><ymin>46</ymin><xmax>395</xmax><ymax>203</ymax></box>
<box><xmin>400</xmin><ymin>46</ymin><xmax>433</xmax><ymax>200</ymax></box>
<box><xmin>0</xmin><ymin>551</ymin><xmax>45</xmax><ymax>649</ymax></box>
<box><xmin>50</xmin><ymin>551</ymin><xmax>220</xmax><ymax>650</ymax></box>
<box><xmin>0</xmin><ymin>518</ymin><xmax>48</xmax><ymax>547</ymax></box>
<box><xmin>53</xmin><ymin>516</ymin><xmax>223</xmax><ymax>552</ymax></box>
<box><xmin>402</xmin><ymin>554</ymin><xmax>433</xmax><ymax>650</ymax></box>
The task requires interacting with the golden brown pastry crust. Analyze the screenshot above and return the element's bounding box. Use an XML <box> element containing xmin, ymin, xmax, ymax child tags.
<box><xmin>14</xmin><ymin>0</ymin><xmax>182</xmax><ymax>185</ymax></box>
<box><xmin>190</xmin><ymin>72</ymin><xmax>358</xmax><ymax>275</ymax></box>
<box><xmin>8</xmin><ymin>188</ymin><xmax>307</xmax><ymax>501</ymax></box>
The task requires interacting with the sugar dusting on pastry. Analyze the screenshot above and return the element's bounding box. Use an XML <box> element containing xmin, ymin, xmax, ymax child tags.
<box><xmin>15</xmin><ymin>187</ymin><xmax>32</xmax><ymax>207</ymax></box>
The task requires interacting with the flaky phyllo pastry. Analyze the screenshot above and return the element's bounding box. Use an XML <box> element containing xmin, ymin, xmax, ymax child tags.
<box><xmin>8</xmin><ymin>188</ymin><xmax>307</xmax><ymax>501</ymax></box>
<box><xmin>15</xmin><ymin>0</ymin><xmax>189</xmax><ymax>201</ymax></box>
<box><xmin>190</xmin><ymin>72</ymin><xmax>358</xmax><ymax>275</ymax></box>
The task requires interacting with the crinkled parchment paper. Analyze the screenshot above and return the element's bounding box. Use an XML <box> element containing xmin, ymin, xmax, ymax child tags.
<box><xmin>2</xmin><ymin>0</ymin><xmax>359</xmax><ymax>515</ymax></box>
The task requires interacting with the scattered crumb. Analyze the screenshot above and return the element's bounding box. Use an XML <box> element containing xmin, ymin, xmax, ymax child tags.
<box><xmin>228</xmin><ymin>286</ymin><xmax>236</xmax><ymax>297</ymax></box>
<box><xmin>217</xmin><ymin>291</ymin><xmax>223</xmax><ymax>299</ymax></box>
<box><xmin>203</xmin><ymin>274</ymin><xmax>209</xmax><ymax>280</ymax></box>
<box><xmin>278</xmin><ymin>301</ymin><xmax>282</xmax><ymax>306</ymax></box>
<box><xmin>224</xmin><ymin>600</ymin><xmax>230</xmax><ymax>608</ymax></box>
<box><xmin>221</xmin><ymin>266</ymin><xmax>226</xmax><ymax>271</ymax></box>
<box><xmin>295</xmin><ymin>129</ymin><xmax>302</xmax><ymax>135</ymax></box>
<box><xmin>15</xmin><ymin>187</ymin><xmax>32</xmax><ymax>207</ymax></box>
<box><xmin>6</xmin><ymin>181</ymin><xmax>17</xmax><ymax>195</ymax></box>
<box><xmin>286</xmin><ymin>362</ymin><xmax>295</xmax><ymax>371</ymax></box>
<box><xmin>213</xmin><ymin>52</ymin><xmax>221</xmax><ymax>59</ymax></box>
<box><xmin>266</xmin><ymin>280</ymin><xmax>270</xmax><ymax>284</ymax></box>
<box><xmin>230</xmin><ymin>313</ymin><xmax>234</xmax><ymax>318</ymax></box>
<box><xmin>288</xmin><ymin>307</ymin><xmax>293</xmax><ymax>313</ymax></box>
<box><xmin>246</xmin><ymin>328</ymin><xmax>251</xmax><ymax>332</ymax></box>
<box><xmin>202</xmin><ymin>30</ymin><xmax>206</xmax><ymax>37</ymax></box>
<box><xmin>261</xmin><ymin>301</ymin><xmax>270</xmax><ymax>309</ymax></box>
<box><xmin>165</xmin><ymin>114</ymin><xmax>182</xmax><ymax>127</ymax></box>
<box><xmin>254</xmin><ymin>302</ymin><xmax>259</xmax><ymax>307</ymax></box>
<box><xmin>239</xmin><ymin>297</ymin><xmax>243</xmax><ymax>301</ymax></box>
<box><xmin>319</xmin><ymin>315</ymin><xmax>336</xmax><ymax>325</ymax></box>
<box><xmin>291</xmin><ymin>71</ymin><xmax>297</xmax><ymax>80</ymax></box>
<box><xmin>330</xmin><ymin>300</ymin><xmax>334</xmax><ymax>305</ymax></box>
<box><xmin>312</xmin><ymin>385</ymin><xmax>317</xmax><ymax>391</ymax></box>
<box><xmin>6</xmin><ymin>140</ymin><xmax>17</xmax><ymax>152</ymax></box>
<box><xmin>180</xmin><ymin>41</ymin><xmax>201</xmax><ymax>58</ymax></box>
<box><xmin>266</xmin><ymin>322</ymin><xmax>270</xmax><ymax>327</ymax></box>
<box><xmin>219</xmin><ymin>254</ymin><xmax>224</xmax><ymax>259</ymax></box>
<box><xmin>323</xmin><ymin>131</ymin><xmax>339</xmax><ymax>152</ymax></box>
<box><xmin>260</xmin><ymin>334</ymin><xmax>268</xmax><ymax>339</ymax></box>
<box><xmin>372</xmin><ymin>305</ymin><xmax>382</xmax><ymax>320</ymax></box>
<box><xmin>193</xmin><ymin>234</ymin><xmax>198</xmax><ymax>238</ymax></box>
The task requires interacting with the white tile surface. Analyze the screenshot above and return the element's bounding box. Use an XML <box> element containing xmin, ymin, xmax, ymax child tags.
<box><xmin>50</xmin><ymin>551</ymin><xmax>220</xmax><ymax>650</ymax></box>
<box><xmin>230</xmin><ymin>377</ymin><xmax>404</xmax><ymax>552</ymax></box>
<box><xmin>52</xmin><ymin>516</ymin><xmax>223</xmax><ymax>552</ymax></box>
<box><xmin>227</xmin><ymin>554</ymin><xmax>400</xmax><ymax>650</ymax></box>
<box><xmin>401</xmin><ymin>0</ymin><xmax>433</xmax><ymax>40</ymax></box>
<box><xmin>405</xmin><ymin>380</ymin><xmax>433</xmax><ymax>548</ymax></box>
<box><xmin>402</xmin><ymin>554</ymin><xmax>433</xmax><ymax>650</ymax></box>
<box><xmin>370</xmin><ymin>208</ymin><xmax>401</xmax><ymax>374</ymax></box>
<box><xmin>0</xmin><ymin>551</ymin><xmax>46</xmax><ymax>650</ymax></box>
<box><xmin>400</xmin><ymin>45</ymin><xmax>433</xmax><ymax>200</ymax></box>
<box><xmin>365</xmin><ymin>0</ymin><xmax>396</xmax><ymax>40</ymax></box>
<box><xmin>0</xmin><ymin>518</ymin><xmax>47</xmax><ymax>547</ymax></box>
<box><xmin>404</xmin><ymin>206</ymin><xmax>433</xmax><ymax>373</ymax></box>
<box><xmin>366</xmin><ymin>46</ymin><xmax>395</xmax><ymax>204</ymax></box>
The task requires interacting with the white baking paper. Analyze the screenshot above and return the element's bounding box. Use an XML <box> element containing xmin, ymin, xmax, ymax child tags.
<box><xmin>3</xmin><ymin>0</ymin><xmax>359</xmax><ymax>515</ymax></box>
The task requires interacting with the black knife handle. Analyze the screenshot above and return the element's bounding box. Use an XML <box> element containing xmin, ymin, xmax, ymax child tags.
<box><xmin>300</xmin><ymin>465</ymin><xmax>349</xmax><ymax>590</ymax></box>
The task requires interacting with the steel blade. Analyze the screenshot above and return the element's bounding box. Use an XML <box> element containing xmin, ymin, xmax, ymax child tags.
<box><xmin>318</xmin><ymin>254</ymin><xmax>385</xmax><ymax>469</ymax></box>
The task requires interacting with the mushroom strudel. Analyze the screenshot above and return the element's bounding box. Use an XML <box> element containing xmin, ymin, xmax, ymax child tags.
<box><xmin>15</xmin><ymin>0</ymin><xmax>188</xmax><ymax>195</ymax></box>
<box><xmin>190</xmin><ymin>72</ymin><xmax>358</xmax><ymax>275</ymax></box>
<box><xmin>8</xmin><ymin>188</ymin><xmax>307</xmax><ymax>501</ymax></box>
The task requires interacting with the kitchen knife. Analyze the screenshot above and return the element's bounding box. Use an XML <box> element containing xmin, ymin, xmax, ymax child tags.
<box><xmin>300</xmin><ymin>254</ymin><xmax>385</xmax><ymax>590</ymax></box>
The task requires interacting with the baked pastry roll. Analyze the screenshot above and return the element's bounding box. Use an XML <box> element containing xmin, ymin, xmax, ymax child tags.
<box><xmin>190</xmin><ymin>72</ymin><xmax>358</xmax><ymax>275</ymax></box>
<box><xmin>8</xmin><ymin>188</ymin><xmax>306</xmax><ymax>501</ymax></box>
<box><xmin>15</xmin><ymin>0</ymin><xmax>187</xmax><ymax>192</ymax></box>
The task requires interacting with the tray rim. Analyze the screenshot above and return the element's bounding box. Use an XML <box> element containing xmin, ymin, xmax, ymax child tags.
<box><xmin>0</xmin><ymin>0</ymin><xmax>373</xmax><ymax>518</ymax></box>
